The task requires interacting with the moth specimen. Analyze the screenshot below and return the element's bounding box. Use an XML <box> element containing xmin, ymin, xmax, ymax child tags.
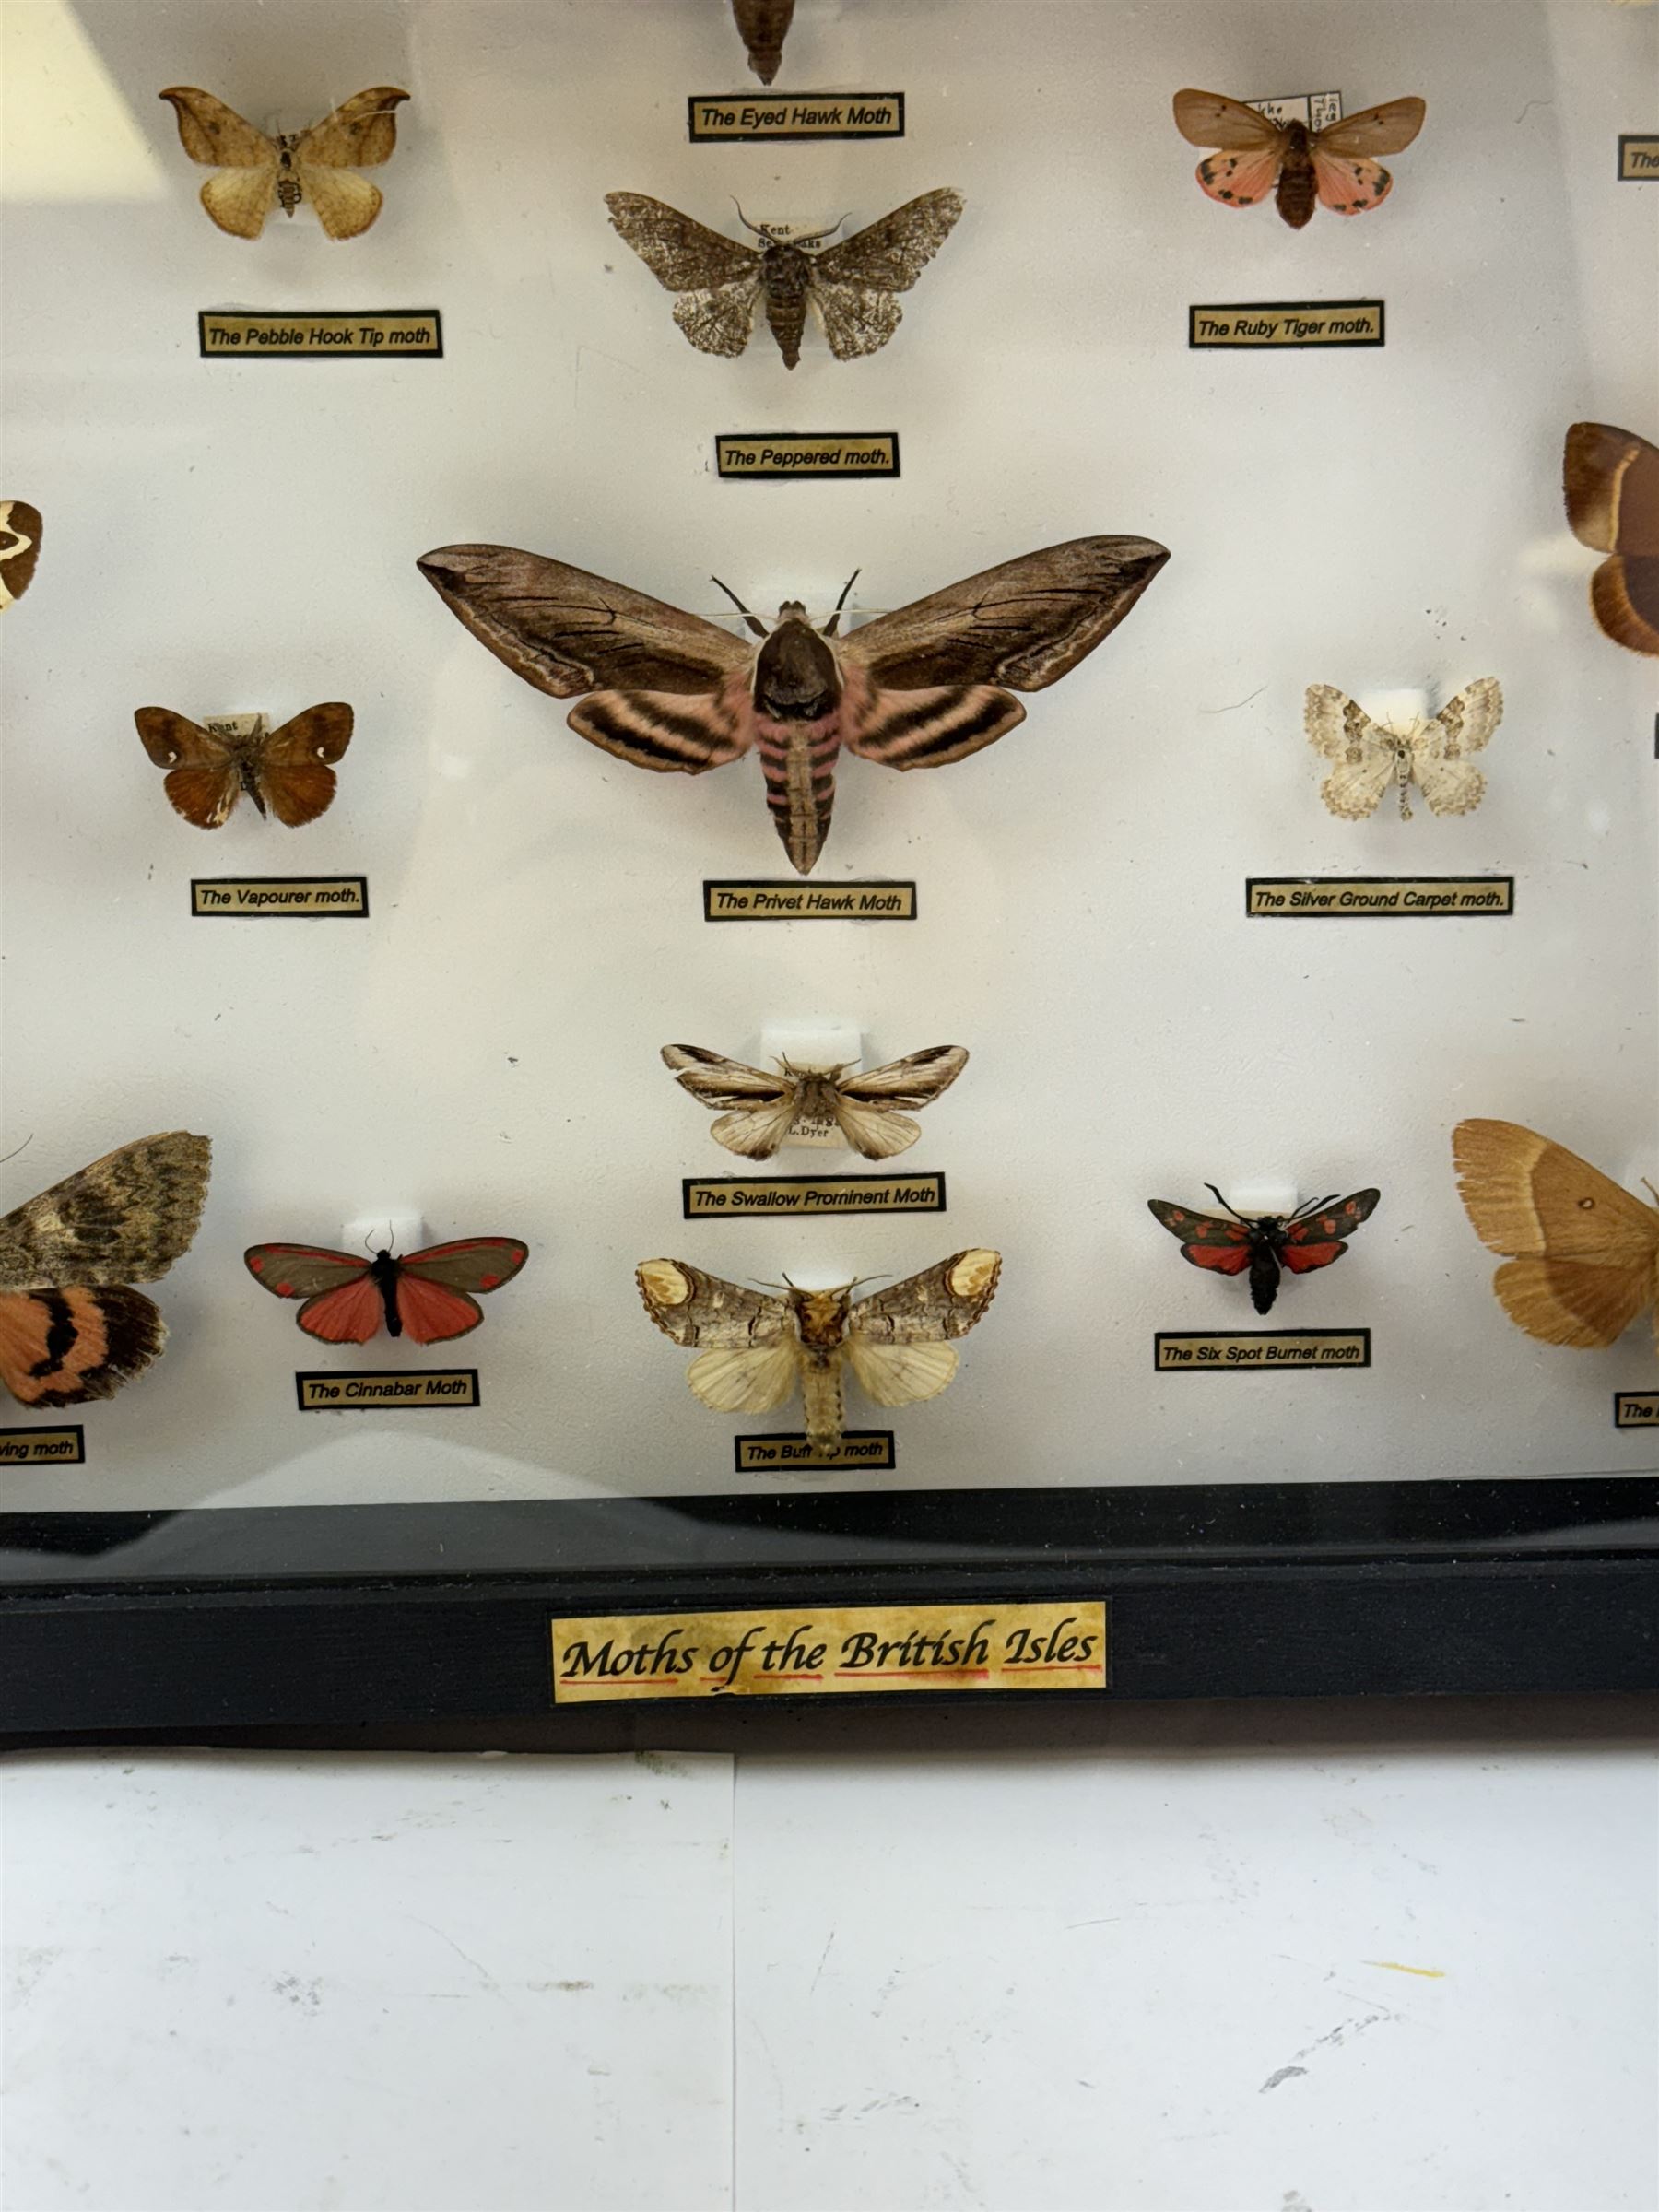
<box><xmin>733</xmin><ymin>0</ymin><xmax>794</xmax><ymax>81</ymax></box>
<box><xmin>605</xmin><ymin>188</ymin><xmax>963</xmax><ymax>367</ymax></box>
<box><xmin>1562</xmin><ymin>423</ymin><xmax>1659</xmax><ymax>656</ymax></box>
<box><xmin>135</xmin><ymin>704</ymin><xmax>354</xmax><ymax>829</ymax></box>
<box><xmin>159</xmin><ymin>86</ymin><xmax>408</xmax><ymax>239</ymax></box>
<box><xmin>1453</xmin><ymin>1121</ymin><xmax>1659</xmax><ymax>1355</ymax></box>
<box><xmin>1304</xmin><ymin>679</ymin><xmax>1503</xmax><ymax>820</ymax></box>
<box><xmin>637</xmin><ymin>1248</ymin><xmax>1001</xmax><ymax>1451</ymax></box>
<box><xmin>1147</xmin><ymin>1187</ymin><xmax>1381</xmax><ymax>1315</ymax></box>
<box><xmin>663</xmin><ymin>1043</ymin><xmax>968</xmax><ymax>1159</ymax></box>
<box><xmin>0</xmin><ymin>1132</ymin><xmax>211</xmax><ymax>1406</ymax></box>
<box><xmin>245</xmin><ymin>1238</ymin><xmax>529</xmax><ymax>1344</ymax></box>
<box><xmin>1172</xmin><ymin>89</ymin><xmax>1426</xmax><ymax>225</ymax></box>
<box><xmin>417</xmin><ymin>536</ymin><xmax>1169</xmax><ymax>875</ymax></box>
<box><xmin>0</xmin><ymin>500</ymin><xmax>41</xmax><ymax>611</ymax></box>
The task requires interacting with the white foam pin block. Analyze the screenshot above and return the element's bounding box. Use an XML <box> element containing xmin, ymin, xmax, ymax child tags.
<box><xmin>342</xmin><ymin>1213</ymin><xmax>426</xmax><ymax>1258</ymax></box>
<box><xmin>1356</xmin><ymin>686</ymin><xmax>1432</xmax><ymax>734</ymax></box>
<box><xmin>757</xmin><ymin>1018</ymin><xmax>863</xmax><ymax>1149</ymax></box>
<box><xmin>1225</xmin><ymin>1182</ymin><xmax>1302</xmax><ymax>1221</ymax></box>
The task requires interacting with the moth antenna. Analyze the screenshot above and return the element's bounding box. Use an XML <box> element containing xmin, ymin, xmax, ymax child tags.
<box><xmin>1644</xmin><ymin>1179</ymin><xmax>1659</xmax><ymax>1208</ymax></box>
<box><xmin>0</xmin><ymin>1133</ymin><xmax>34</xmax><ymax>1169</ymax></box>
<box><xmin>1205</xmin><ymin>1183</ymin><xmax>1251</xmax><ymax>1225</ymax></box>
<box><xmin>1290</xmin><ymin>1193</ymin><xmax>1341</xmax><ymax>1222</ymax></box>
<box><xmin>711</xmin><ymin>574</ymin><xmax>770</xmax><ymax>640</ymax></box>
<box><xmin>732</xmin><ymin>200</ymin><xmax>766</xmax><ymax>238</ymax></box>
<box><xmin>822</xmin><ymin>569</ymin><xmax>861</xmax><ymax>638</ymax></box>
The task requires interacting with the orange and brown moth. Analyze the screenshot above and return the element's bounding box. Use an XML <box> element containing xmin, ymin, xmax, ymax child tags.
<box><xmin>732</xmin><ymin>0</ymin><xmax>794</xmax><ymax>82</ymax></box>
<box><xmin>1172</xmin><ymin>89</ymin><xmax>1426</xmax><ymax>226</ymax></box>
<box><xmin>1562</xmin><ymin>423</ymin><xmax>1659</xmax><ymax>656</ymax></box>
<box><xmin>0</xmin><ymin>1133</ymin><xmax>212</xmax><ymax>1407</ymax></box>
<box><xmin>417</xmin><ymin>538</ymin><xmax>1169</xmax><ymax>874</ymax></box>
<box><xmin>135</xmin><ymin>704</ymin><xmax>354</xmax><ymax>828</ymax></box>
<box><xmin>159</xmin><ymin>85</ymin><xmax>408</xmax><ymax>239</ymax></box>
<box><xmin>0</xmin><ymin>501</ymin><xmax>41</xmax><ymax>611</ymax></box>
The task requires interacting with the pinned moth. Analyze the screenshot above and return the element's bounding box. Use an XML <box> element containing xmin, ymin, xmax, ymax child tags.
<box><xmin>1173</xmin><ymin>88</ymin><xmax>1426</xmax><ymax>225</ymax></box>
<box><xmin>0</xmin><ymin>1133</ymin><xmax>211</xmax><ymax>1406</ymax></box>
<box><xmin>159</xmin><ymin>85</ymin><xmax>408</xmax><ymax>239</ymax></box>
<box><xmin>605</xmin><ymin>188</ymin><xmax>963</xmax><ymax>367</ymax></box>
<box><xmin>1148</xmin><ymin>1187</ymin><xmax>1381</xmax><ymax>1315</ymax></box>
<box><xmin>1562</xmin><ymin>423</ymin><xmax>1659</xmax><ymax>656</ymax></box>
<box><xmin>1304</xmin><ymin>680</ymin><xmax>1503</xmax><ymax>820</ymax></box>
<box><xmin>732</xmin><ymin>0</ymin><xmax>794</xmax><ymax>82</ymax></box>
<box><xmin>663</xmin><ymin>1042</ymin><xmax>967</xmax><ymax>1159</ymax></box>
<box><xmin>637</xmin><ymin>1249</ymin><xmax>1001</xmax><ymax>1452</ymax></box>
<box><xmin>245</xmin><ymin>1237</ymin><xmax>529</xmax><ymax>1344</ymax></box>
<box><xmin>417</xmin><ymin>536</ymin><xmax>1169</xmax><ymax>875</ymax></box>
<box><xmin>0</xmin><ymin>500</ymin><xmax>41</xmax><ymax>611</ymax></box>
<box><xmin>1453</xmin><ymin>1121</ymin><xmax>1659</xmax><ymax>1356</ymax></box>
<box><xmin>135</xmin><ymin>704</ymin><xmax>353</xmax><ymax>829</ymax></box>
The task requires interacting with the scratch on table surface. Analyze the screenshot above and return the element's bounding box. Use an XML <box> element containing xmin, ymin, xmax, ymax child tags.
<box><xmin>810</xmin><ymin>1928</ymin><xmax>836</xmax><ymax>1994</ymax></box>
<box><xmin>1366</xmin><ymin>1959</ymin><xmax>1446</xmax><ymax>1978</ymax></box>
<box><xmin>1260</xmin><ymin>2065</ymin><xmax>1309</xmax><ymax>2093</ymax></box>
<box><xmin>1201</xmin><ymin>683</ymin><xmax>1267</xmax><ymax>714</ymax></box>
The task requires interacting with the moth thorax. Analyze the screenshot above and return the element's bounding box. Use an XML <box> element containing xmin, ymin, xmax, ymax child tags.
<box><xmin>276</xmin><ymin>141</ymin><xmax>300</xmax><ymax>213</ymax></box>
<box><xmin>791</xmin><ymin>1287</ymin><xmax>852</xmax><ymax>1347</ymax></box>
<box><xmin>756</xmin><ymin>619</ymin><xmax>841</xmax><ymax>716</ymax></box>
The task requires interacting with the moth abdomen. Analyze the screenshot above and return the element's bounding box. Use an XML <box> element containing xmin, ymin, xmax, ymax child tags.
<box><xmin>761</xmin><ymin>243</ymin><xmax>811</xmax><ymax>368</ymax></box>
<box><xmin>757</xmin><ymin>716</ymin><xmax>840</xmax><ymax>875</ymax></box>
<box><xmin>1276</xmin><ymin>127</ymin><xmax>1317</xmax><ymax>227</ymax></box>
<box><xmin>1249</xmin><ymin>1244</ymin><xmax>1281</xmax><ymax>1314</ymax></box>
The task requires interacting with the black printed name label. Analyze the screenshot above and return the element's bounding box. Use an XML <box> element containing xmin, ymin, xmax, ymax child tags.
<box><xmin>688</xmin><ymin>92</ymin><xmax>903</xmax><ymax>142</ymax></box>
<box><xmin>1156</xmin><ymin>1331</ymin><xmax>1371</xmax><ymax>1372</ymax></box>
<box><xmin>0</xmin><ymin>1426</ymin><xmax>85</xmax><ymax>1465</ymax></box>
<box><xmin>1190</xmin><ymin>300</ymin><xmax>1384</xmax><ymax>348</ymax></box>
<box><xmin>193</xmin><ymin>877</ymin><xmax>369</xmax><ymax>918</ymax></box>
<box><xmin>684</xmin><ymin>1172</ymin><xmax>945</xmax><ymax>1219</ymax></box>
<box><xmin>704</xmin><ymin>879</ymin><xmax>917</xmax><ymax>921</ymax></box>
<box><xmin>735</xmin><ymin>1430</ymin><xmax>895</xmax><ymax>1473</ymax></box>
<box><xmin>1618</xmin><ymin>135</ymin><xmax>1659</xmax><ymax>181</ymax></box>
<box><xmin>199</xmin><ymin>311</ymin><xmax>442</xmax><ymax>358</ymax></box>
<box><xmin>1247</xmin><ymin>877</ymin><xmax>1513</xmax><ymax>918</ymax></box>
<box><xmin>297</xmin><ymin>1370</ymin><xmax>479</xmax><ymax>1410</ymax></box>
<box><xmin>1615</xmin><ymin>1393</ymin><xmax>1659</xmax><ymax>1429</ymax></box>
<box><xmin>716</xmin><ymin>433</ymin><xmax>899</xmax><ymax>478</ymax></box>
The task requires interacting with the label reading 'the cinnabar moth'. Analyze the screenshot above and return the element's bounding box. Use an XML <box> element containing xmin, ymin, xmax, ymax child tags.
<box><xmin>297</xmin><ymin>1371</ymin><xmax>479</xmax><ymax>1410</ymax></box>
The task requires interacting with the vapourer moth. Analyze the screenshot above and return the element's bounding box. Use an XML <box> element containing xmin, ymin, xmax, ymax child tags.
<box><xmin>135</xmin><ymin>704</ymin><xmax>354</xmax><ymax>829</ymax></box>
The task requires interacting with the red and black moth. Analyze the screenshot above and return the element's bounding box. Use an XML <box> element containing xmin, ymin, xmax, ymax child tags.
<box><xmin>1147</xmin><ymin>1187</ymin><xmax>1381</xmax><ymax>1315</ymax></box>
<box><xmin>244</xmin><ymin>1238</ymin><xmax>529</xmax><ymax>1345</ymax></box>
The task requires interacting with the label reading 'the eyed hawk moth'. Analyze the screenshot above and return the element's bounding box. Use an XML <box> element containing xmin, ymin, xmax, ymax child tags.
<box><xmin>688</xmin><ymin>93</ymin><xmax>903</xmax><ymax>142</ymax></box>
<box><xmin>683</xmin><ymin>1173</ymin><xmax>945</xmax><ymax>1218</ymax></box>
<box><xmin>1156</xmin><ymin>1331</ymin><xmax>1371</xmax><ymax>1372</ymax></box>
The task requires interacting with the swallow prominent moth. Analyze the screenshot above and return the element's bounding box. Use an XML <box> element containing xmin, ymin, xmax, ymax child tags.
<box><xmin>159</xmin><ymin>85</ymin><xmax>408</xmax><ymax>239</ymax></box>
<box><xmin>417</xmin><ymin>537</ymin><xmax>1169</xmax><ymax>874</ymax></box>
<box><xmin>664</xmin><ymin>1043</ymin><xmax>968</xmax><ymax>1159</ymax></box>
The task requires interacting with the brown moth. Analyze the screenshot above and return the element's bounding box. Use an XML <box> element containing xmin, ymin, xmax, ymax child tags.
<box><xmin>0</xmin><ymin>1133</ymin><xmax>212</xmax><ymax>1406</ymax></box>
<box><xmin>1304</xmin><ymin>680</ymin><xmax>1503</xmax><ymax>819</ymax></box>
<box><xmin>1562</xmin><ymin>423</ymin><xmax>1659</xmax><ymax>656</ymax></box>
<box><xmin>135</xmin><ymin>704</ymin><xmax>354</xmax><ymax>829</ymax></box>
<box><xmin>417</xmin><ymin>537</ymin><xmax>1169</xmax><ymax>874</ymax></box>
<box><xmin>159</xmin><ymin>86</ymin><xmax>408</xmax><ymax>239</ymax></box>
<box><xmin>663</xmin><ymin>1043</ymin><xmax>968</xmax><ymax>1159</ymax></box>
<box><xmin>733</xmin><ymin>0</ymin><xmax>795</xmax><ymax>81</ymax></box>
<box><xmin>0</xmin><ymin>501</ymin><xmax>41</xmax><ymax>611</ymax></box>
<box><xmin>605</xmin><ymin>188</ymin><xmax>963</xmax><ymax>368</ymax></box>
<box><xmin>637</xmin><ymin>1248</ymin><xmax>1001</xmax><ymax>1451</ymax></box>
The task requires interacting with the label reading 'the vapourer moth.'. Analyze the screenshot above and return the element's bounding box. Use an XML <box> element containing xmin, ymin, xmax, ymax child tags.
<box><xmin>1190</xmin><ymin>300</ymin><xmax>1384</xmax><ymax>347</ymax></box>
<box><xmin>688</xmin><ymin>92</ymin><xmax>903</xmax><ymax>142</ymax></box>
<box><xmin>735</xmin><ymin>1430</ymin><xmax>895</xmax><ymax>1473</ymax></box>
<box><xmin>716</xmin><ymin>433</ymin><xmax>899</xmax><ymax>478</ymax></box>
<box><xmin>199</xmin><ymin>311</ymin><xmax>442</xmax><ymax>358</ymax></box>
<box><xmin>1247</xmin><ymin>877</ymin><xmax>1514</xmax><ymax>918</ymax></box>
<box><xmin>703</xmin><ymin>879</ymin><xmax>917</xmax><ymax>921</ymax></box>
<box><xmin>551</xmin><ymin>1600</ymin><xmax>1107</xmax><ymax>1702</ymax></box>
<box><xmin>1156</xmin><ymin>1331</ymin><xmax>1371</xmax><ymax>1372</ymax></box>
<box><xmin>683</xmin><ymin>1172</ymin><xmax>945</xmax><ymax>1218</ymax></box>
<box><xmin>0</xmin><ymin>1426</ymin><xmax>85</xmax><ymax>1465</ymax></box>
<box><xmin>296</xmin><ymin>1370</ymin><xmax>479</xmax><ymax>1410</ymax></box>
<box><xmin>1618</xmin><ymin>136</ymin><xmax>1659</xmax><ymax>181</ymax></box>
<box><xmin>1615</xmin><ymin>1393</ymin><xmax>1659</xmax><ymax>1428</ymax></box>
<box><xmin>193</xmin><ymin>877</ymin><xmax>368</xmax><ymax>918</ymax></box>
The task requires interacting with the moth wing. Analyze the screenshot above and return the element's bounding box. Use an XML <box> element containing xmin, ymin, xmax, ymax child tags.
<box><xmin>158</xmin><ymin>88</ymin><xmax>274</xmax><ymax>165</ymax></box>
<box><xmin>0</xmin><ymin>1286</ymin><xmax>166</xmax><ymax>1406</ymax></box>
<box><xmin>0</xmin><ymin>1134</ymin><xmax>211</xmax><ymax>1291</ymax></box>
<box><xmin>1310</xmin><ymin>149</ymin><xmax>1395</xmax><ymax>217</ymax></box>
<box><xmin>810</xmin><ymin>282</ymin><xmax>903</xmax><ymax>362</ymax></box>
<box><xmin>662</xmin><ymin>1045</ymin><xmax>794</xmax><ymax>1107</ymax></box>
<box><xmin>399</xmin><ymin>1238</ymin><xmax>529</xmax><ymax>1293</ymax></box>
<box><xmin>837</xmin><ymin>1047</ymin><xmax>969</xmax><ymax>1106</ymax></box>
<box><xmin>1302</xmin><ymin>686</ymin><xmax>1394</xmax><ymax>818</ymax></box>
<box><xmin>134</xmin><ymin>708</ymin><xmax>242</xmax><ymax>828</ymax></box>
<box><xmin>1410</xmin><ymin>680</ymin><xmax>1501</xmax><ymax>817</ymax></box>
<box><xmin>293</xmin><ymin>86</ymin><xmax>408</xmax><ymax>168</ymax></box>
<box><xmin>845</xmin><ymin>1335</ymin><xmax>959</xmax><ymax>1407</ymax></box>
<box><xmin>1563</xmin><ymin>423</ymin><xmax>1659</xmax><ymax>556</ymax></box>
<box><xmin>686</xmin><ymin>1340</ymin><xmax>801</xmax><ymax>1414</ymax></box>
<box><xmin>829</xmin><ymin>1100</ymin><xmax>922</xmax><ymax>1160</ymax></box>
<box><xmin>842</xmin><ymin>685</ymin><xmax>1025</xmax><ymax>770</ymax></box>
<box><xmin>567</xmin><ymin>675</ymin><xmax>756</xmax><ymax>773</ymax></box>
<box><xmin>243</xmin><ymin>1243</ymin><xmax>371</xmax><ymax>1299</ymax></box>
<box><xmin>1182</xmin><ymin>1242</ymin><xmax>1253</xmax><ymax>1277</ymax></box>
<box><xmin>1316</xmin><ymin>97</ymin><xmax>1427</xmax><ymax>158</ymax></box>
<box><xmin>1283</xmin><ymin>1190</ymin><xmax>1382</xmax><ymax>1245</ymax></box>
<box><xmin>673</xmin><ymin>278</ymin><xmax>764</xmax><ymax>358</ymax></box>
<box><xmin>388</xmin><ymin>1276</ymin><xmax>484</xmax><ymax>1346</ymax></box>
<box><xmin>813</xmin><ymin>189</ymin><xmax>965</xmax><ymax>292</ymax></box>
<box><xmin>417</xmin><ymin>546</ymin><xmax>752</xmax><ymax>699</ymax></box>
<box><xmin>605</xmin><ymin>193</ymin><xmax>762</xmax><ymax>292</ymax></box>
<box><xmin>0</xmin><ymin>500</ymin><xmax>42</xmax><ymax>609</ymax></box>
<box><xmin>297</xmin><ymin>1276</ymin><xmax>386</xmax><ymax>1344</ymax></box>
<box><xmin>256</xmin><ymin>702</ymin><xmax>355</xmax><ymax>827</ymax></box>
<box><xmin>840</xmin><ymin>537</ymin><xmax>1170</xmax><ymax>691</ymax></box>
<box><xmin>851</xmin><ymin>1248</ymin><xmax>1001</xmax><ymax>1347</ymax></box>
<box><xmin>1453</xmin><ymin>1121</ymin><xmax>1659</xmax><ymax>1267</ymax></box>
<box><xmin>636</xmin><ymin>1260</ymin><xmax>790</xmax><ymax>1349</ymax></box>
<box><xmin>1147</xmin><ymin>1198</ymin><xmax>1250</xmax><ymax>1253</ymax></box>
<box><xmin>711</xmin><ymin>1098</ymin><xmax>806</xmax><ymax>1159</ymax></box>
<box><xmin>1589</xmin><ymin>555</ymin><xmax>1659</xmax><ymax>655</ymax></box>
<box><xmin>199</xmin><ymin>165</ymin><xmax>280</xmax><ymax>239</ymax></box>
<box><xmin>294</xmin><ymin>167</ymin><xmax>384</xmax><ymax>241</ymax></box>
<box><xmin>1490</xmin><ymin>1256</ymin><xmax>1655</xmax><ymax>1350</ymax></box>
<box><xmin>1194</xmin><ymin>147</ymin><xmax>1285</xmax><ymax>208</ymax></box>
<box><xmin>1171</xmin><ymin>89</ymin><xmax>1287</xmax><ymax>151</ymax></box>
<box><xmin>733</xmin><ymin>0</ymin><xmax>795</xmax><ymax>83</ymax></box>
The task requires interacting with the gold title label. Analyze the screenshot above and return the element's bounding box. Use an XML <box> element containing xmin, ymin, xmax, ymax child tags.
<box><xmin>192</xmin><ymin>877</ymin><xmax>369</xmax><ymax>918</ymax></box>
<box><xmin>1618</xmin><ymin>136</ymin><xmax>1659</xmax><ymax>181</ymax></box>
<box><xmin>716</xmin><ymin>432</ymin><xmax>900</xmax><ymax>478</ymax></box>
<box><xmin>683</xmin><ymin>1172</ymin><xmax>945</xmax><ymax>1218</ymax></box>
<box><xmin>296</xmin><ymin>1370</ymin><xmax>480</xmax><ymax>1410</ymax></box>
<box><xmin>199</xmin><ymin>311</ymin><xmax>442</xmax><ymax>358</ymax></box>
<box><xmin>688</xmin><ymin>92</ymin><xmax>903</xmax><ymax>142</ymax></box>
<box><xmin>1615</xmin><ymin>1393</ymin><xmax>1659</xmax><ymax>1429</ymax></box>
<box><xmin>1190</xmin><ymin>300</ymin><xmax>1384</xmax><ymax>347</ymax></box>
<box><xmin>0</xmin><ymin>1426</ymin><xmax>85</xmax><ymax>1465</ymax></box>
<box><xmin>551</xmin><ymin>1600</ymin><xmax>1107</xmax><ymax>1702</ymax></box>
<box><xmin>1247</xmin><ymin>876</ymin><xmax>1514</xmax><ymax>918</ymax></box>
<box><xmin>735</xmin><ymin>1430</ymin><xmax>895</xmax><ymax>1472</ymax></box>
<box><xmin>1156</xmin><ymin>1331</ymin><xmax>1371</xmax><ymax>1372</ymax></box>
<box><xmin>703</xmin><ymin>879</ymin><xmax>917</xmax><ymax>921</ymax></box>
